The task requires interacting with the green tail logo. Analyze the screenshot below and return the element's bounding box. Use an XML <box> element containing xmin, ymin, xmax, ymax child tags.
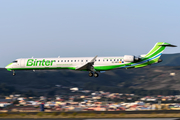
<box><xmin>145</xmin><ymin>42</ymin><xmax>176</xmax><ymax>63</ymax></box>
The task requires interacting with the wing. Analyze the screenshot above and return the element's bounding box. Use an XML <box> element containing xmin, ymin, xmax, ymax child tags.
<box><xmin>76</xmin><ymin>55</ymin><xmax>97</xmax><ymax>71</ymax></box>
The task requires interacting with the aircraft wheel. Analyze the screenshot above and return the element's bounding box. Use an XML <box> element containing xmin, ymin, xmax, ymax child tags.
<box><xmin>89</xmin><ymin>72</ymin><xmax>93</xmax><ymax>77</ymax></box>
<box><xmin>94</xmin><ymin>73</ymin><xmax>99</xmax><ymax>77</ymax></box>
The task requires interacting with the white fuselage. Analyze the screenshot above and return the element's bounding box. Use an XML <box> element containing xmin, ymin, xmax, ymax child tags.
<box><xmin>6</xmin><ymin>56</ymin><xmax>127</xmax><ymax>71</ymax></box>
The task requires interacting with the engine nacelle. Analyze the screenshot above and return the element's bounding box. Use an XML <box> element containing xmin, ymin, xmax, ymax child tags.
<box><xmin>124</xmin><ymin>55</ymin><xmax>140</xmax><ymax>62</ymax></box>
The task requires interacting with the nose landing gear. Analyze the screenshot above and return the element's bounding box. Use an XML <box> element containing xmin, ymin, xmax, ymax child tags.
<box><xmin>13</xmin><ymin>70</ymin><xmax>16</xmax><ymax>76</ymax></box>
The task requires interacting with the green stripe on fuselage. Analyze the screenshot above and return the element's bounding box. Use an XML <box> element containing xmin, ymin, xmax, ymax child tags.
<box><xmin>94</xmin><ymin>64</ymin><xmax>126</xmax><ymax>71</ymax></box>
<box><xmin>9</xmin><ymin>67</ymin><xmax>76</xmax><ymax>71</ymax></box>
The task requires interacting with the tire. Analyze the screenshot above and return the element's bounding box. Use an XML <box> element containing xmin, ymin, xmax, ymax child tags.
<box><xmin>89</xmin><ymin>72</ymin><xmax>93</xmax><ymax>77</ymax></box>
<box><xmin>94</xmin><ymin>73</ymin><xmax>99</xmax><ymax>77</ymax></box>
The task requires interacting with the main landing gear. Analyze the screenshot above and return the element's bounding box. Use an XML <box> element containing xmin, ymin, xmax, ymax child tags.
<box><xmin>88</xmin><ymin>71</ymin><xmax>99</xmax><ymax>78</ymax></box>
<box><xmin>13</xmin><ymin>70</ymin><xmax>16</xmax><ymax>76</ymax></box>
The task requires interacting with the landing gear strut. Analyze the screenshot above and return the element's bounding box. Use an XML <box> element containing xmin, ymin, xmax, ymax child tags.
<box><xmin>13</xmin><ymin>70</ymin><xmax>16</xmax><ymax>76</ymax></box>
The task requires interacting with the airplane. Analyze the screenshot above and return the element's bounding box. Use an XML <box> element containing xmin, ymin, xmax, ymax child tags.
<box><xmin>5</xmin><ymin>42</ymin><xmax>176</xmax><ymax>77</ymax></box>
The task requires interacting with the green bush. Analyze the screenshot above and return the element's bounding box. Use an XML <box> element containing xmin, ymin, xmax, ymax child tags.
<box><xmin>0</xmin><ymin>113</ymin><xmax>8</xmax><ymax>117</ymax></box>
<box><xmin>101</xmin><ymin>112</ymin><xmax>105</xmax><ymax>116</ymax></box>
<box><xmin>89</xmin><ymin>113</ymin><xmax>96</xmax><ymax>116</ymax></box>
<box><xmin>36</xmin><ymin>112</ymin><xmax>44</xmax><ymax>116</ymax></box>
<box><xmin>72</xmin><ymin>112</ymin><xmax>77</xmax><ymax>116</ymax></box>
<box><xmin>51</xmin><ymin>112</ymin><xmax>59</xmax><ymax>116</ymax></box>
<box><xmin>20</xmin><ymin>113</ymin><xmax>27</xmax><ymax>117</ymax></box>
<box><xmin>60</xmin><ymin>112</ymin><xmax>67</xmax><ymax>116</ymax></box>
<box><xmin>79</xmin><ymin>113</ymin><xmax>88</xmax><ymax>116</ymax></box>
<box><xmin>119</xmin><ymin>113</ymin><xmax>126</xmax><ymax>116</ymax></box>
<box><xmin>44</xmin><ymin>113</ymin><xmax>51</xmax><ymax>116</ymax></box>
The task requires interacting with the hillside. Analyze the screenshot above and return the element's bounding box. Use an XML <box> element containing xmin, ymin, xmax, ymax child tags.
<box><xmin>0</xmin><ymin>66</ymin><xmax>180</xmax><ymax>95</ymax></box>
<box><xmin>156</xmin><ymin>53</ymin><xmax>180</xmax><ymax>66</ymax></box>
<box><xmin>1</xmin><ymin>53</ymin><xmax>180</xmax><ymax>96</ymax></box>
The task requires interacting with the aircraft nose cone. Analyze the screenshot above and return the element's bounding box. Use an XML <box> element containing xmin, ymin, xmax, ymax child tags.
<box><xmin>5</xmin><ymin>65</ymin><xmax>9</xmax><ymax>69</ymax></box>
<box><xmin>5</xmin><ymin>63</ymin><xmax>13</xmax><ymax>71</ymax></box>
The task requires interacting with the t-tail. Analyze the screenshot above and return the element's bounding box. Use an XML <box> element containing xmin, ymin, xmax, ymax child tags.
<box><xmin>144</xmin><ymin>42</ymin><xmax>177</xmax><ymax>64</ymax></box>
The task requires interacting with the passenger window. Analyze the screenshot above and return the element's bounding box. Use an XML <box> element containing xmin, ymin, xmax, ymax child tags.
<box><xmin>99</xmin><ymin>59</ymin><xmax>100</xmax><ymax>61</ymax></box>
<box><xmin>71</xmin><ymin>60</ymin><xmax>73</xmax><ymax>62</ymax></box>
<box><xmin>86</xmin><ymin>60</ymin><xmax>88</xmax><ymax>62</ymax></box>
<box><xmin>61</xmin><ymin>60</ymin><xmax>63</xmax><ymax>62</ymax></box>
<box><xmin>110</xmin><ymin>59</ymin><xmax>112</xmax><ymax>61</ymax></box>
<box><xmin>107</xmin><ymin>59</ymin><xmax>108</xmax><ymax>61</ymax></box>
<box><xmin>114</xmin><ymin>59</ymin><xmax>116</xmax><ymax>61</ymax></box>
<box><xmin>67</xmin><ymin>60</ymin><xmax>69</xmax><ymax>62</ymax></box>
<box><xmin>117</xmin><ymin>59</ymin><xmax>119</xmax><ymax>61</ymax></box>
<box><xmin>81</xmin><ymin>60</ymin><xmax>83</xmax><ymax>62</ymax></box>
<box><xmin>75</xmin><ymin>60</ymin><xmax>76</xmax><ymax>62</ymax></box>
<box><xmin>64</xmin><ymin>60</ymin><xmax>66</xmax><ymax>62</ymax></box>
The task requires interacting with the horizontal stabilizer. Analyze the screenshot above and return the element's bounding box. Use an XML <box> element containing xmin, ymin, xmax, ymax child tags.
<box><xmin>158</xmin><ymin>43</ymin><xmax>177</xmax><ymax>47</ymax></box>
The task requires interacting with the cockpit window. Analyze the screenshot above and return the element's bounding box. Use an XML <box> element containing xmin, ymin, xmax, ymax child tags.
<box><xmin>12</xmin><ymin>61</ymin><xmax>18</xmax><ymax>63</ymax></box>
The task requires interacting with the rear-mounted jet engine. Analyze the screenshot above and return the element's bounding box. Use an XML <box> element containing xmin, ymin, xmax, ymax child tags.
<box><xmin>123</xmin><ymin>55</ymin><xmax>141</xmax><ymax>62</ymax></box>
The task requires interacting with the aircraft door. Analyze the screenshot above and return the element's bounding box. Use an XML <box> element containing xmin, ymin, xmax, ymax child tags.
<box><xmin>20</xmin><ymin>59</ymin><xmax>25</xmax><ymax>67</ymax></box>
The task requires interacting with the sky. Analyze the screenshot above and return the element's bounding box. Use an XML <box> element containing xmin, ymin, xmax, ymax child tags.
<box><xmin>0</xmin><ymin>0</ymin><xmax>180</xmax><ymax>67</ymax></box>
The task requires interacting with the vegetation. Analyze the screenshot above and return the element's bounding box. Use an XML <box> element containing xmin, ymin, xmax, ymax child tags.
<box><xmin>0</xmin><ymin>112</ymin><xmax>180</xmax><ymax>118</ymax></box>
<box><xmin>0</xmin><ymin>83</ymin><xmax>17</xmax><ymax>96</ymax></box>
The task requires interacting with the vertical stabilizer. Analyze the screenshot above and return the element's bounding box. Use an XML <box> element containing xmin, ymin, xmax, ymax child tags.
<box><xmin>145</xmin><ymin>42</ymin><xmax>176</xmax><ymax>63</ymax></box>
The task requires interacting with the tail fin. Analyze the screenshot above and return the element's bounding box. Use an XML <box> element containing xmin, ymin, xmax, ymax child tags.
<box><xmin>145</xmin><ymin>42</ymin><xmax>176</xmax><ymax>63</ymax></box>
